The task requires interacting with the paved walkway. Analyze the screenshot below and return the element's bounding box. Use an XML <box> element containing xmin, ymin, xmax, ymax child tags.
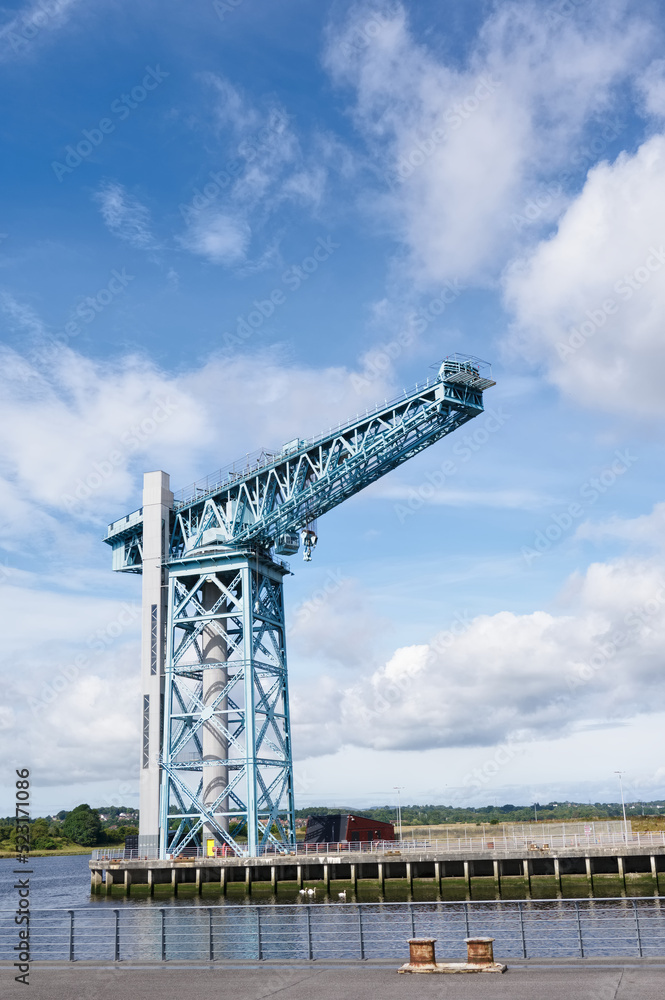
<box><xmin>2</xmin><ymin>961</ymin><xmax>665</xmax><ymax>1000</ymax></box>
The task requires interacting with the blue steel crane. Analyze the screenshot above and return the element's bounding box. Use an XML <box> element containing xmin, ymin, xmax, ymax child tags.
<box><xmin>104</xmin><ymin>354</ymin><xmax>495</xmax><ymax>858</ymax></box>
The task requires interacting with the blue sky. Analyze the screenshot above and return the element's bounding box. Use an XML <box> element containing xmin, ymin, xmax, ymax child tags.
<box><xmin>2</xmin><ymin>0</ymin><xmax>665</xmax><ymax>816</ymax></box>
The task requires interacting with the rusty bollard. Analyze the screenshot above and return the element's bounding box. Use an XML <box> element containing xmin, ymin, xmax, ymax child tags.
<box><xmin>465</xmin><ymin>937</ymin><xmax>495</xmax><ymax>965</ymax></box>
<box><xmin>398</xmin><ymin>934</ymin><xmax>506</xmax><ymax>974</ymax></box>
<box><xmin>406</xmin><ymin>938</ymin><xmax>438</xmax><ymax>969</ymax></box>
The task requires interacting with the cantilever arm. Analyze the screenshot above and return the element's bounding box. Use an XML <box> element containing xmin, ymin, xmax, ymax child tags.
<box><xmin>169</xmin><ymin>358</ymin><xmax>494</xmax><ymax>558</ymax></box>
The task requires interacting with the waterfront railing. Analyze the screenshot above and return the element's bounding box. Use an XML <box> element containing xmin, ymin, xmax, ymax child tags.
<box><xmin>92</xmin><ymin>829</ymin><xmax>665</xmax><ymax>862</ymax></box>
<box><xmin>1</xmin><ymin>898</ymin><xmax>664</xmax><ymax>962</ymax></box>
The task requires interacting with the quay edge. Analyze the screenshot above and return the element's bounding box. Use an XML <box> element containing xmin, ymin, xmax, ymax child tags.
<box><xmin>89</xmin><ymin>844</ymin><xmax>665</xmax><ymax>895</ymax></box>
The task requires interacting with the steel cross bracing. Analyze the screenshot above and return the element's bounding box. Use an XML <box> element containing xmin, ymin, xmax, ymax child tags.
<box><xmin>104</xmin><ymin>355</ymin><xmax>495</xmax><ymax>859</ymax></box>
<box><xmin>168</xmin><ymin>365</ymin><xmax>491</xmax><ymax>558</ymax></box>
<box><xmin>158</xmin><ymin>551</ymin><xmax>294</xmax><ymax>859</ymax></box>
<box><xmin>104</xmin><ymin>357</ymin><xmax>494</xmax><ymax>571</ymax></box>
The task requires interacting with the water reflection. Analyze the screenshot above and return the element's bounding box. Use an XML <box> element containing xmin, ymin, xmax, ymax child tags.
<box><xmin>1</xmin><ymin>855</ymin><xmax>660</xmax><ymax>911</ymax></box>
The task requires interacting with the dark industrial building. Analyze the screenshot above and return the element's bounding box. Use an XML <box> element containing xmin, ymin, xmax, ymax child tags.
<box><xmin>304</xmin><ymin>813</ymin><xmax>395</xmax><ymax>844</ymax></box>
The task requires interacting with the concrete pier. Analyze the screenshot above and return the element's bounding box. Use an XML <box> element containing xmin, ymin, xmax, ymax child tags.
<box><xmin>90</xmin><ymin>843</ymin><xmax>665</xmax><ymax>896</ymax></box>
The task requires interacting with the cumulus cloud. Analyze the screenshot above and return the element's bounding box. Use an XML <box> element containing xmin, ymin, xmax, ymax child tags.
<box><xmin>0</xmin><ymin>340</ymin><xmax>398</xmax><ymax>787</ymax></box>
<box><xmin>0</xmin><ymin>340</ymin><xmax>396</xmax><ymax>542</ymax></box>
<box><xmin>504</xmin><ymin>132</ymin><xmax>665</xmax><ymax>416</ymax></box>
<box><xmin>324</xmin><ymin>1</ymin><xmax>651</xmax><ymax>286</ymax></box>
<box><xmin>636</xmin><ymin>58</ymin><xmax>665</xmax><ymax>120</ymax></box>
<box><xmin>0</xmin><ymin>577</ymin><xmax>142</xmax><ymax>784</ymax></box>
<box><xmin>291</xmin><ymin>554</ymin><xmax>665</xmax><ymax>759</ymax></box>
<box><xmin>289</xmin><ymin>575</ymin><xmax>389</xmax><ymax>670</ymax></box>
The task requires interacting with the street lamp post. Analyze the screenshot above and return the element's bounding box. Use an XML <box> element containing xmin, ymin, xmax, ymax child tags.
<box><xmin>394</xmin><ymin>786</ymin><xmax>403</xmax><ymax>843</ymax></box>
<box><xmin>615</xmin><ymin>771</ymin><xmax>629</xmax><ymax>843</ymax></box>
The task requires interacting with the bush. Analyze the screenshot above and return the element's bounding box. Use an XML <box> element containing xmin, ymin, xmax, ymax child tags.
<box><xmin>33</xmin><ymin>837</ymin><xmax>59</xmax><ymax>850</ymax></box>
<box><xmin>62</xmin><ymin>805</ymin><xmax>102</xmax><ymax>846</ymax></box>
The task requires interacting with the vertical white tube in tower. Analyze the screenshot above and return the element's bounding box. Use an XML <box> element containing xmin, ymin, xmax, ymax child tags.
<box><xmin>139</xmin><ymin>471</ymin><xmax>173</xmax><ymax>852</ymax></box>
<box><xmin>201</xmin><ymin>580</ymin><xmax>228</xmax><ymax>851</ymax></box>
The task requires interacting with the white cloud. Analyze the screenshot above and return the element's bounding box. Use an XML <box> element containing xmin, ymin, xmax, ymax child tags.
<box><xmin>504</xmin><ymin>132</ymin><xmax>665</xmax><ymax>416</ymax></box>
<box><xmin>94</xmin><ymin>181</ymin><xmax>158</xmax><ymax>251</ymax></box>
<box><xmin>0</xmin><ymin>0</ymin><xmax>82</xmax><ymax>59</ymax></box>
<box><xmin>201</xmin><ymin>76</ymin><xmax>323</xmax><ymax>211</ymax></box>
<box><xmin>576</xmin><ymin>502</ymin><xmax>665</xmax><ymax>548</ymax></box>
<box><xmin>178</xmin><ymin>210</ymin><xmax>250</xmax><ymax>265</ymax></box>
<box><xmin>0</xmin><ymin>340</ymin><xmax>396</xmax><ymax>541</ymax></box>
<box><xmin>1</xmin><ymin>291</ymin><xmax>49</xmax><ymax>338</ymax></box>
<box><xmin>0</xmin><ymin>340</ymin><xmax>400</xmax><ymax>789</ymax></box>
<box><xmin>0</xmin><ymin>581</ymin><xmax>141</xmax><ymax>784</ymax></box>
<box><xmin>636</xmin><ymin>58</ymin><xmax>665</xmax><ymax>120</ymax></box>
<box><xmin>175</xmin><ymin>75</ymin><xmax>329</xmax><ymax>268</ymax></box>
<box><xmin>292</xmin><ymin>554</ymin><xmax>665</xmax><ymax>759</ymax></box>
<box><xmin>0</xmin><ymin>345</ymin><xmax>199</xmax><ymax>517</ymax></box>
<box><xmin>324</xmin><ymin>2</ymin><xmax>651</xmax><ymax>286</ymax></box>
<box><xmin>374</xmin><ymin>481</ymin><xmax>547</xmax><ymax>511</ymax></box>
<box><xmin>289</xmin><ymin>576</ymin><xmax>388</xmax><ymax>670</ymax></box>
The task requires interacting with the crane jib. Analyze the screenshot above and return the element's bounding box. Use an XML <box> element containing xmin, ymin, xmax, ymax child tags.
<box><xmin>104</xmin><ymin>355</ymin><xmax>495</xmax><ymax>570</ymax></box>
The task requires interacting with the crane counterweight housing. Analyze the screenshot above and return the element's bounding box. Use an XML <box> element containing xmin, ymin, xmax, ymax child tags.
<box><xmin>104</xmin><ymin>354</ymin><xmax>495</xmax><ymax>858</ymax></box>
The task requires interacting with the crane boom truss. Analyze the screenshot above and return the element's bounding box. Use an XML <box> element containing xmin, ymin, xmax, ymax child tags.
<box><xmin>106</xmin><ymin>358</ymin><xmax>494</xmax><ymax>570</ymax></box>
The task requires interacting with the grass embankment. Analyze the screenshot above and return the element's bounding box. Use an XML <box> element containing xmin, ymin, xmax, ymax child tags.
<box><xmin>400</xmin><ymin>816</ymin><xmax>665</xmax><ymax>836</ymax></box>
<box><xmin>0</xmin><ymin>843</ymin><xmax>124</xmax><ymax>859</ymax></box>
<box><xmin>631</xmin><ymin>816</ymin><xmax>665</xmax><ymax>832</ymax></box>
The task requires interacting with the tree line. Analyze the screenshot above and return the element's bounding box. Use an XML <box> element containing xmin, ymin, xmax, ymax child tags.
<box><xmin>0</xmin><ymin>804</ymin><xmax>138</xmax><ymax>850</ymax></box>
<box><xmin>294</xmin><ymin>800</ymin><xmax>665</xmax><ymax>826</ymax></box>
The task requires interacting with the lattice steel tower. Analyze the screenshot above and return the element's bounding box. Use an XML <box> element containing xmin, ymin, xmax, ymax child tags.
<box><xmin>104</xmin><ymin>355</ymin><xmax>495</xmax><ymax>858</ymax></box>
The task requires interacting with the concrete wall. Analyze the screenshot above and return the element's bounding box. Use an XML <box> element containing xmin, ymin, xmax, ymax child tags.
<box><xmin>139</xmin><ymin>471</ymin><xmax>173</xmax><ymax>842</ymax></box>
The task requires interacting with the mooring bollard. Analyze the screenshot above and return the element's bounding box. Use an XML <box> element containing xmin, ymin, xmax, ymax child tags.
<box><xmin>407</xmin><ymin>938</ymin><xmax>437</xmax><ymax>968</ymax></box>
<box><xmin>465</xmin><ymin>937</ymin><xmax>495</xmax><ymax>965</ymax></box>
<box><xmin>398</xmin><ymin>934</ymin><xmax>506</xmax><ymax>974</ymax></box>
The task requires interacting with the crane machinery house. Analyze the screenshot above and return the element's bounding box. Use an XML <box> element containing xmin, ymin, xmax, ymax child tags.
<box><xmin>304</xmin><ymin>813</ymin><xmax>395</xmax><ymax>845</ymax></box>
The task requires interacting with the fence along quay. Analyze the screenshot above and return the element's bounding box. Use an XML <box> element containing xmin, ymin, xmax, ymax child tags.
<box><xmin>89</xmin><ymin>827</ymin><xmax>665</xmax><ymax>897</ymax></box>
<box><xmin>2</xmin><ymin>899</ymin><xmax>664</xmax><ymax>962</ymax></box>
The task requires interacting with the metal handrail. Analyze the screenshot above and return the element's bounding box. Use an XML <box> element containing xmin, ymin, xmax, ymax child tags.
<box><xmin>171</xmin><ymin>377</ymin><xmax>448</xmax><ymax>510</ymax></box>
<box><xmin>1</xmin><ymin>898</ymin><xmax>663</xmax><ymax>963</ymax></box>
<box><xmin>91</xmin><ymin>829</ymin><xmax>665</xmax><ymax>862</ymax></box>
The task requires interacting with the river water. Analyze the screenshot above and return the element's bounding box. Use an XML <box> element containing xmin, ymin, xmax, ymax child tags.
<box><xmin>0</xmin><ymin>856</ymin><xmax>663</xmax><ymax>961</ymax></box>
<box><xmin>0</xmin><ymin>854</ymin><xmax>660</xmax><ymax>909</ymax></box>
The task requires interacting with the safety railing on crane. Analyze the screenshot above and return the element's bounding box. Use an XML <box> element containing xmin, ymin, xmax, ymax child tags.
<box><xmin>171</xmin><ymin>360</ymin><xmax>488</xmax><ymax>510</ymax></box>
